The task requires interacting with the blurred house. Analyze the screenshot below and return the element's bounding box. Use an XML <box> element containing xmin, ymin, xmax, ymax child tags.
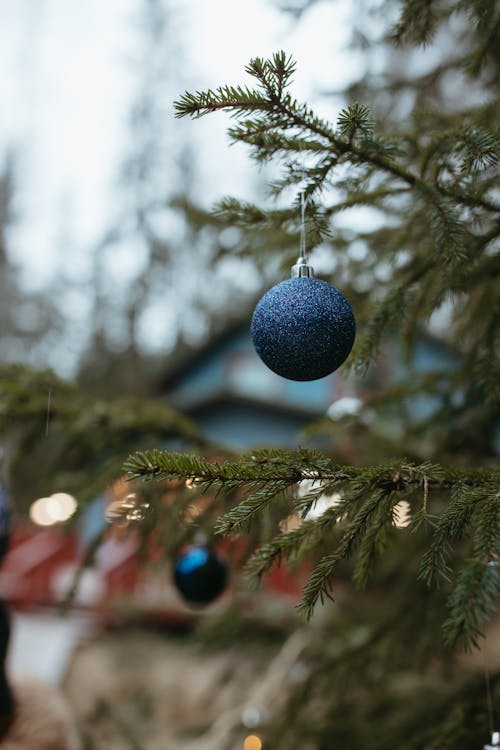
<box><xmin>162</xmin><ymin>322</ymin><xmax>359</xmax><ymax>449</ymax></box>
<box><xmin>161</xmin><ymin>320</ymin><xmax>458</xmax><ymax>449</ymax></box>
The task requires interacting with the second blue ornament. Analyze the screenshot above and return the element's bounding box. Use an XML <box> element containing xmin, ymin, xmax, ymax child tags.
<box><xmin>251</xmin><ymin>257</ymin><xmax>356</xmax><ymax>381</ymax></box>
<box><xmin>173</xmin><ymin>545</ymin><xmax>228</xmax><ymax>605</ymax></box>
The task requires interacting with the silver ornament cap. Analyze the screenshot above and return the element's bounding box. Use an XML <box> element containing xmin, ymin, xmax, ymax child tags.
<box><xmin>484</xmin><ymin>731</ymin><xmax>500</xmax><ymax>749</ymax></box>
<box><xmin>291</xmin><ymin>256</ymin><xmax>314</xmax><ymax>278</ymax></box>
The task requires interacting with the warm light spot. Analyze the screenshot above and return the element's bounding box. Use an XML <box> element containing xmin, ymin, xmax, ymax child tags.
<box><xmin>184</xmin><ymin>503</ymin><xmax>204</xmax><ymax>521</ymax></box>
<box><xmin>243</xmin><ymin>735</ymin><xmax>262</xmax><ymax>750</ymax></box>
<box><xmin>106</xmin><ymin>493</ymin><xmax>150</xmax><ymax>524</ymax></box>
<box><xmin>30</xmin><ymin>493</ymin><xmax>78</xmax><ymax>526</ymax></box>
<box><xmin>105</xmin><ymin>499</ymin><xmax>125</xmax><ymax>522</ymax></box>
<box><xmin>393</xmin><ymin>500</ymin><xmax>411</xmax><ymax>529</ymax></box>
<box><xmin>183</xmin><ymin>496</ymin><xmax>211</xmax><ymax>523</ymax></box>
<box><xmin>29</xmin><ymin>497</ymin><xmax>55</xmax><ymax>526</ymax></box>
<box><xmin>46</xmin><ymin>493</ymin><xmax>77</xmax><ymax>522</ymax></box>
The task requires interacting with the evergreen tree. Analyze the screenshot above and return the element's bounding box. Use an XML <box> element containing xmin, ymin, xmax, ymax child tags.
<box><xmin>0</xmin><ymin>0</ymin><xmax>498</xmax><ymax>747</ymax></box>
<box><xmin>128</xmin><ymin>1</ymin><xmax>499</xmax><ymax>746</ymax></box>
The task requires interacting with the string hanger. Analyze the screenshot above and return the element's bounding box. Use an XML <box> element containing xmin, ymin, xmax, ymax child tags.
<box><xmin>299</xmin><ymin>190</ymin><xmax>309</xmax><ymax>263</ymax></box>
<box><xmin>292</xmin><ymin>191</ymin><xmax>313</xmax><ymax>279</ymax></box>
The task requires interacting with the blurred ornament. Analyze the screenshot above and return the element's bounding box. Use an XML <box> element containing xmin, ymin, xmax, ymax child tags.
<box><xmin>484</xmin><ymin>732</ymin><xmax>500</xmax><ymax>749</ymax></box>
<box><xmin>173</xmin><ymin>546</ymin><xmax>228</xmax><ymax>605</ymax></box>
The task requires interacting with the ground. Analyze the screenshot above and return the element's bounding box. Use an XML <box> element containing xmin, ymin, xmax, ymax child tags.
<box><xmin>64</xmin><ymin>624</ymin><xmax>287</xmax><ymax>750</ymax></box>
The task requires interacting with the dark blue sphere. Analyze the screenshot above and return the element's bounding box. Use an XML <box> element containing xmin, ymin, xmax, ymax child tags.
<box><xmin>173</xmin><ymin>546</ymin><xmax>228</xmax><ymax>605</ymax></box>
<box><xmin>251</xmin><ymin>277</ymin><xmax>356</xmax><ymax>381</ymax></box>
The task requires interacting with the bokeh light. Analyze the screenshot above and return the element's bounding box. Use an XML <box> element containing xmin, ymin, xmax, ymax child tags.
<box><xmin>105</xmin><ymin>484</ymin><xmax>151</xmax><ymax>525</ymax></box>
<box><xmin>242</xmin><ymin>706</ymin><xmax>262</xmax><ymax>729</ymax></box>
<box><xmin>29</xmin><ymin>497</ymin><xmax>55</xmax><ymax>526</ymax></box>
<box><xmin>29</xmin><ymin>492</ymin><xmax>78</xmax><ymax>526</ymax></box>
<box><xmin>327</xmin><ymin>396</ymin><xmax>362</xmax><ymax>420</ymax></box>
<box><xmin>243</xmin><ymin>735</ymin><xmax>263</xmax><ymax>750</ymax></box>
<box><xmin>393</xmin><ymin>500</ymin><xmax>411</xmax><ymax>529</ymax></box>
<box><xmin>46</xmin><ymin>493</ymin><xmax>78</xmax><ymax>522</ymax></box>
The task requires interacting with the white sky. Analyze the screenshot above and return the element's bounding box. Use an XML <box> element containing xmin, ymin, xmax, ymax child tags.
<box><xmin>0</xmin><ymin>0</ymin><xmax>368</xmax><ymax>374</ymax></box>
<box><xmin>0</xmin><ymin>0</ymin><xmax>360</xmax><ymax>283</ymax></box>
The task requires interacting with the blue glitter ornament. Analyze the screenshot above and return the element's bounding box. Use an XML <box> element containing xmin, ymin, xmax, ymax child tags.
<box><xmin>251</xmin><ymin>258</ymin><xmax>356</xmax><ymax>381</ymax></box>
<box><xmin>173</xmin><ymin>546</ymin><xmax>228</xmax><ymax>605</ymax></box>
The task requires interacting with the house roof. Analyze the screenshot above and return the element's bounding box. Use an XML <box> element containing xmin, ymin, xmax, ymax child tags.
<box><xmin>157</xmin><ymin>298</ymin><xmax>460</xmax><ymax>428</ymax></box>
<box><xmin>158</xmin><ymin>316</ymin><xmax>252</xmax><ymax>393</ymax></box>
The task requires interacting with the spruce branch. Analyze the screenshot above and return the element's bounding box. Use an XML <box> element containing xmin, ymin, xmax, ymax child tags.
<box><xmin>297</xmin><ymin>488</ymin><xmax>388</xmax><ymax>616</ymax></box>
<box><xmin>174</xmin><ymin>86</ymin><xmax>273</xmax><ymax>119</ymax></box>
<box><xmin>390</xmin><ymin>0</ymin><xmax>441</xmax><ymax>46</ymax></box>
<box><xmin>418</xmin><ymin>482</ymin><xmax>492</xmax><ymax>587</ymax></box>
<box><xmin>174</xmin><ymin>51</ymin><xmax>499</xmax><ymax>254</ymax></box>
<box><xmin>214</xmin><ymin>480</ymin><xmax>295</xmax><ymax>534</ymax></box>
<box><xmin>458</xmin><ymin>127</ymin><xmax>500</xmax><ymax>173</ymax></box>
<box><xmin>337</xmin><ymin>103</ymin><xmax>375</xmax><ymax>141</ymax></box>
<box><xmin>0</xmin><ymin>365</ymin><xmax>206</xmax><ymax>504</ymax></box>
<box><xmin>426</xmin><ymin>194</ymin><xmax>468</xmax><ymax>264</ymax></box>
<box><xmin>443</xmin><ymin>557</ymin><xmax>499</xmax><ymax>650</ymax></box>
<box><xmin>212</xmin><ymin>197</ymin><xmax>332</xmax><ymax>246</ymax></box>
<box><xmin>125</xmin><ymin>449</ymin><xmax>498</xmax><ymax>489</ymax></box>
<box><xmin>352</xmin><ymin>259</ymin><xmax>433</xmax><ymax>370</ymax></box>
<box><xmin>125</xmin><ymin>449</ymin><xmax>499</xmax><ymax>647</ymax></box>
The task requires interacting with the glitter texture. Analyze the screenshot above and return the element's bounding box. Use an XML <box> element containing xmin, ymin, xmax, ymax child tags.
<box><xmin>174</xmin><ymin>546</ymin><xmax>228</xmax><ymax>605</ymax></box>
<box><xmin>251</xmin><ymin>277</ymin><xmax>356</xmax><ymax>381</ymax></box>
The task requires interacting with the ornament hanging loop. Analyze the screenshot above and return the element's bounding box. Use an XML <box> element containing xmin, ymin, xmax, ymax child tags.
<box><xmin>292</xmin><ymin>191</ymin><xmax>315</xmax><ymax>278</ymax></box>
<box><xmin>300</xmin><ymin>191</ymin><xmax>308</xmax><ymax>260</ymax></box>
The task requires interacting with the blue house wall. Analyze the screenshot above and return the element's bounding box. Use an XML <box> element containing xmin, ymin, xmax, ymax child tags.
<box><xmin>165</xmin><ymin>325</ymin><xmax>459</xmax><ymax>450</ymax></box>
<box><xmin>166</xmin><ymin>326</ymin><xmax>351</xmax><ymax>448</ymax></box>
